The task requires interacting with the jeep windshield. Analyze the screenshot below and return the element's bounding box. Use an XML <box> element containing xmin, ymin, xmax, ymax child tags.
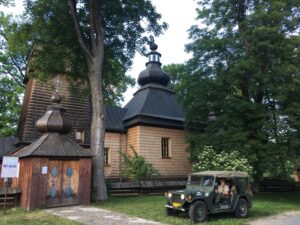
<box><xmin>187</xmin><ymin>175</ymin><xmax>214</xmax><ymax>187</ymax></box>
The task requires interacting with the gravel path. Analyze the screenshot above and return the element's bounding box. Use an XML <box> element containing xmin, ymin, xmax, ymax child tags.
<box><xmin>46</xmin><ymin>206</ymin><xmax>165</xmax><ymax>225</ymax></box>
<box><xmin>247</xmin><ymin>211</ymin><xmax>300</xmax><ymax>225</ymax></box>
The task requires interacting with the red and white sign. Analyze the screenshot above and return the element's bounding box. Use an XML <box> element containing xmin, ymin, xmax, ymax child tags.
<box><xmin>1</xmin><ymin>156</ymin><xmax>19</xmax><ymax>178</ymax></box>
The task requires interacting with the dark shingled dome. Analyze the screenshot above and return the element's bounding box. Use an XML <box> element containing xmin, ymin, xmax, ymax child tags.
<box><xmin>137</xmin><ymin>42</ymin><xmax>170</xmax><ymax>86</ymax></box>
<box><xmin>36</xmin><ymin>92</ymin><xmax>72</xmax><ymax>133</ymax></box>
<box><xmin>124</xmin><ymin>41</ymin><xmax>184</xmax><ymax>129</ymax></box>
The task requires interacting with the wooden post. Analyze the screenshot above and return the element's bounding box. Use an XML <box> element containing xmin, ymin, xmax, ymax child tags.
<box><xmin>3</xmin><ymin>178</ymin><xmax>8</xmax><ymax>215</ymax></box>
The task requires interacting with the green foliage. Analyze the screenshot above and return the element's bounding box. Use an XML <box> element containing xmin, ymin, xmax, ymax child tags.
<box><xmin>192</xmin><ymin>146</ymin><xmax>253</xmax><ymax>176</ymax></box>
<box><xmin>163</xmin><ymin>63</ymin><xmax>187</xmax><ymax>91</ymax></box>
<box><xmin>0</xmin><ymin>76</ymin><xmax>23</xmax><ymax>136</ymax></box>
<box><xmin>177</xmin><ymin>0</ymin><xmax>300</xmax><ymax>180</ymax></box>
<box><xmin>0</xmin><ymin>0</ymin><xmax>13</xmax><ymax>7</ymax></box>
<box><xmin>121</xmin><ymin>146</ymin><xmax>160</xmax><ymax>181</ymax></box>
<box><xmin>0</xmin><ymin>12</ymin><xmax>30</xmax><ymax>86</ymax></box>
<box><xmin>9</xmin><ymin>0</ymin><xmax>167</xmax><ymax>105</ymax></box>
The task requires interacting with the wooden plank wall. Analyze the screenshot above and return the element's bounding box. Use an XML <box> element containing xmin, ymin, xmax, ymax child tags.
<box><xmin>37</xmin><ymin>158</ymin><xmax>48</xmax><ymax>208</ymax></box>
<box><xmin>17</xmin><ymin>158</ymin><xmax>49</xmax><ymax>210</ymax></box>
<box><xmin>18</xmin><ymin>158</ymin><xmax>33</xmax><ymax>209</ymax></box>
<box><xmin>78</xmin><ymin>158</ymin><xmax>91</xmax><ymax>204</ymax></box>
<box><xmin>1</xmin><ymin>157</ymin><xmax>92</xmax><ymax>210</ymax></box>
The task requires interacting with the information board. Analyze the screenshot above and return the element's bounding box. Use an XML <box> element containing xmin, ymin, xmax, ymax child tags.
<box><xmin>1</xmin><ymin>156</ymin><xmax>19</xmax><ymax>178</ymax></box>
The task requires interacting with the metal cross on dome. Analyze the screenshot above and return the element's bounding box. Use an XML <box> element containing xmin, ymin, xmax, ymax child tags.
<box><xmin>149</xmin><ymin>35</ymin><xmax>158</xmax><ymax>51</ymax></box>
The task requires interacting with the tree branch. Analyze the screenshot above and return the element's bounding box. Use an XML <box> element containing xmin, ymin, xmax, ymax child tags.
<box><xmin>11</xmin><ymin>57</ymin><xmax>25</xmax><ymax>79</ymax></box>
<box><xmin>94</xmin><ymin>0</ymin><xmax>103</xmax><ymax>47</ymax></box>
<box><xmin>3</xmin><ymin>68</ymin><xmax>24</xmax><ymax>88</ymax></box>
<box><xmin>87</xmin><ymin>0</ymin><xmax>97</xmax><ymax>54</ymax></box>
<box><xmin>68</xmin><ymin>0</ymin><xmax>93</xmax><ymax>61</ymax></box>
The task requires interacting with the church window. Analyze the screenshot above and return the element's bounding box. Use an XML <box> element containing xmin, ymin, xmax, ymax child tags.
<box><xmin>161</xmin><ymin>138</ymin><xmax>170</xmax><ymax>159</ymax></box>
<box><xmin>104</xmin><ymin>148</ymin><xmax>110</xmax><ymax>165</ymax></box>
<box><xmin>75</xmin><ymin>129</ymin><xmax>85</xmax><ymax>143</ymax></box>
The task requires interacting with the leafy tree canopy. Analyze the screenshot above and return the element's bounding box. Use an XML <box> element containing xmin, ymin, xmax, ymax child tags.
<box><xmin>0</xmin><ymin>76</ymin><xmax>22</xmax><ymax>136</ymax></box>
<box><xmin>0</xmin><ymin>0</ymin><xmax>13</xmax><ymax>6</ymax></box>
<box><xmin>0</xmin><ymin>12</ymin><xmax>29</xmax><ymax>87</ymax></box>
<box><xmin>0</xmin><ymin>0</ymin><xmax>167</xmax><ymax>105</ymax></box>
<box><xmin>193</xmin><ymin>146</ymin><xmax>254</xmax><ymax>177</ymax></box>
<box><xmin>163</xmin><ymin>63</ymin><xmax>187</xmax><ymax>91</ymax></box>
<box><xmin>177</xmin><ymin>0</ymin><xmax>300</xmax><ymax>180</ymax></box>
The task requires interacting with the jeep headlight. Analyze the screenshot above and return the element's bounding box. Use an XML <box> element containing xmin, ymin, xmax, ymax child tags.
<box><xmin>180</xmin><ymin>194</ymin><xmax>185</xmax><ymax>200</ymax></box>
<box><xmin>168</xmin><ymin>192</ymin><xmax>172</xmax><ymax>198</ymax></box>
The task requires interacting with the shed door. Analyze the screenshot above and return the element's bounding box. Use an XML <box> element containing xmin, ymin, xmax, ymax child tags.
<box><xmin>46</xmin><ymin>160</ymin><xmax>79</xmax><ymax>207</ymax></box>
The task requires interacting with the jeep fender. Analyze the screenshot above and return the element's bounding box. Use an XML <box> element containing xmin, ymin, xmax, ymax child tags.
<box><xmin>233</xmin><ymin>195</ymin><xmax>251</xmax><ymax>210</ymax></box>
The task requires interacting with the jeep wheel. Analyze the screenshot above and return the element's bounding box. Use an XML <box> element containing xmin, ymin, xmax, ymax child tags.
<box><xmin>235</xmin><ymin>199</ymin><xmax>249</xmax><ymax>218</ymax></box>
<box><xmin>165</xmin><ymin>207</ymin><xmax>179</xmax><ymax>216</ymax></box>
<box><xmin>189</xmin><ymin>201</ymin><xmax>207</xmax><ymax>223</ymax></box>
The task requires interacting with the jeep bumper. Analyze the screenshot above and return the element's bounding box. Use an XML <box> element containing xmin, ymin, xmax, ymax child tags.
<box><xmin>165</xmin><ymin>204</ymin><xmax>186</xmax><ymax>212</ymax></box>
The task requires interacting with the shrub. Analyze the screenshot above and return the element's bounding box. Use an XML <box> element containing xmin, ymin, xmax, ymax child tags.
<box><xmin>192</xmin><ymin>146</ymin><xmax>253</xmax><ymax>176</ymax></box>
<box><xmin>121</xmin><ymin>146</ymin><xmax>160</xmax><ymax>181</ymax></box>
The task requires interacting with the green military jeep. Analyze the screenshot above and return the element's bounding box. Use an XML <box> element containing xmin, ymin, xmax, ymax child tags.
<box><xmin>165</xmin><ymin>171</ymin><xmax>253</xmax><ymax>223</ymax></box>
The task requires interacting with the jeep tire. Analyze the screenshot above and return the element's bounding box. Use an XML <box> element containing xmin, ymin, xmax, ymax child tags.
<box><xmin>189</xmin><ymin>201</ymin><xmax>207</xmax><ymax>223</ymax></box>
<box><xmin>235</xmin><ymin>199</ymin><xmax>249</xmax><ymax>218</ymax></box>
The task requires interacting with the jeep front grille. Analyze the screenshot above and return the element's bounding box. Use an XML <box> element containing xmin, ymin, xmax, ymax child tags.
<box><xmin>172</xmin><ymin>194</ymin><xmax>182</xmax><ymax>203</ymax></box>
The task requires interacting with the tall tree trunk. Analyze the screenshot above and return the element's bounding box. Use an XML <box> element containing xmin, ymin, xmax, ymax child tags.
<box><xmin>88</xmin><ymin>57</ymin><xmax>108</xmax><ymax>201</ymax></box>
<box><xmin>68</xmin><ymin>0</ymin><xmax>108</xmax><ymax>201</ymax></box>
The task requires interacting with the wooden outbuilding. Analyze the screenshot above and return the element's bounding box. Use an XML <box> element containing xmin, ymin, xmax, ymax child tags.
<box><xmin>12</xmin><ymin>92</ymin><xmax>93</xmax><ymax>210</ymax></box>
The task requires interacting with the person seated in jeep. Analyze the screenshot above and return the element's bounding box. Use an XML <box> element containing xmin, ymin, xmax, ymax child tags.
<box><xmin>214</xmin><ymin>178</ymin><xmax>229</xmax><ymax>204</ymax></box>
<box><xmin>217</xmin><ymin>178</ymin><xmax>230</xmax><ymax>195</ymax></box>
<box><xmin>204</xmin><ymin>176</ymin><xmax>213</xmax><ymax>186</ymax></box>
<box><xmin>165</xmin><ymin>171</ymin><xmax>253</xmax><ymax>223</ymax></box>
<box><xmin>231</xmin><ymin>185</ymin><xmax>237</xmax><ymax>194</ymax></box>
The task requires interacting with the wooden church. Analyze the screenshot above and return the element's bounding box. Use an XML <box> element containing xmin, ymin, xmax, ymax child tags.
<box><xmin>14</xmin><ymin>42</ymin><xmax>192</xmax><ymax>181</ymax></box>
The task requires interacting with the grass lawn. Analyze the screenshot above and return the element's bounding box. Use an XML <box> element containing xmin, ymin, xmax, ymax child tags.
<box><xmin>96</xmin><ymin>192</ymin><xmax>300</xmax><ymax>225</ymax></box>
<box><xmin>0</xmin><ymin>208</ymin><xmax>82</xmax><ymax>225</ymax></box>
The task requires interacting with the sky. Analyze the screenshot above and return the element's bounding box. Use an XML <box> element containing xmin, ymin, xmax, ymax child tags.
<box><xmin>0</xmin><ymin>0</ymin><xmax>199</xmax><ymax>105</ymax></box>
<box><xmin>124</xmin><ymin>0</ymin><xmax>198</xmax><ymax>105</ymax></box>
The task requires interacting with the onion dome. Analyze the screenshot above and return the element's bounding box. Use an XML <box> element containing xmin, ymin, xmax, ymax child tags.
<box><xmin>36</xmin><ymin>91</ymin><xmax>72</xmax><ymax>133</ymax></box>
<box><xmin>137</xmin><ymin>40</ymin><xmax>170</xmax><ymax>86</ymax></box>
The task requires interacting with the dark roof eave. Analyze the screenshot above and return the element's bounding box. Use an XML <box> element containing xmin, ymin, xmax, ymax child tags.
<box><xmin>124</xmin><ymin>115</ymin><xmax>184</xmax><ymax>130</ymax></box>
<box><xmin>123</xmin><ymin>113</ymin><xmax>184</xmax><ymax>123</ymax></box>
<box><xmin>105</xmin><ymin>128</ymin><xmax>126</xmax><ymax>133</ymax></box>
<box><xmin>13</xmin><ymin>133</ymin><xmax>93</xmax><ymax>158</ymax></box>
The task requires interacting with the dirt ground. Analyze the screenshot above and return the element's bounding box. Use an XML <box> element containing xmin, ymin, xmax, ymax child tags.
<box><xmin>46</xmin><ymin>206</ymin><xmax>166</xmax><ymax>225</ymax></box>
<box><xmin>247</xmin><ymin>211</ymin><xmax>300</xmax><ymax>225</ymax></box>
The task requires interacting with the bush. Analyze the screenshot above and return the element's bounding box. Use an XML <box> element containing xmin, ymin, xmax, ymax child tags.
<box><xmin>192</xmin><ymin>146</ymin><xmax>253</xmax><ymax>176</ymax></box>
<box><xmin>121</xmin><ymin>146</ymin><xmax>160</xmax><ymax>181</ymax></box>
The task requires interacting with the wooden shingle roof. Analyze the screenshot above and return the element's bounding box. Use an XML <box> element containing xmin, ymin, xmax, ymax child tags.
<box><xmin>0</xmin><ymin>136</ymin><xmax>18</xmax><ymax>158</ymax></box>
<box><xmin>104</xmin><ymin>105</ymin><xmax>127</xmax><ymax>132</ymax></box>
<box><xmin>13</xmin><ymin>92</ymin><xmax>92</xmax><ymax>158</ymax></box>
<box><xmin>17</xmin><ymin>77</ymin><xmax>92</xmax><ymax>145</ymax></box>
<box><xmin>13</xmin><ymin>133</ymin><xmax>92</xmax><ymax>157</ymax></box>
<box><xmin>123</xmin><ymin>43</ymin><xmax>184</xmax><ymax>129</ymax></box>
